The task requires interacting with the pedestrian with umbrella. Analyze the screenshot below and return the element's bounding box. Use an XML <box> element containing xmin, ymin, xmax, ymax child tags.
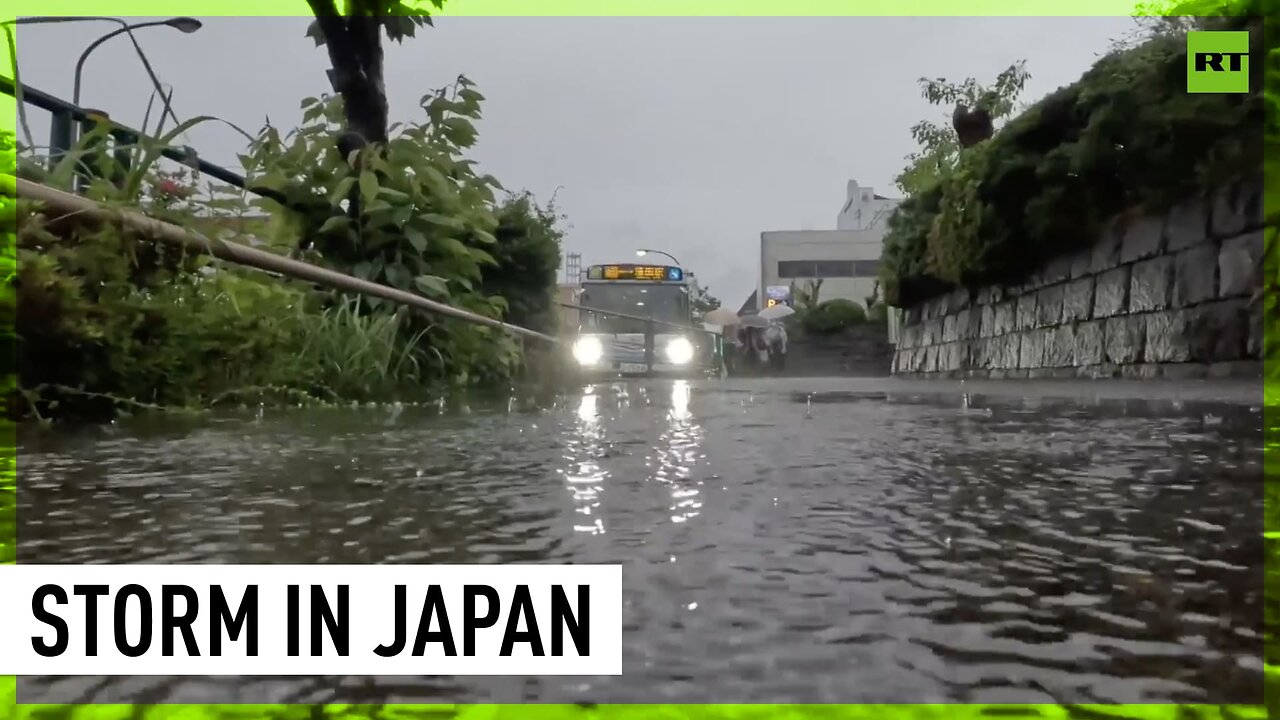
<box><xmin>758</xmin><ymin>304</ymin><xmax>795</xmax><ymax>374</ymax></box>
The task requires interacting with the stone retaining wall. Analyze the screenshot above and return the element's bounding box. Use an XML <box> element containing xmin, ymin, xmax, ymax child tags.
<box><xmin>892</xmin><ymin>183</ymin><xmax>1267</xmax><ymax>380</ymax></box>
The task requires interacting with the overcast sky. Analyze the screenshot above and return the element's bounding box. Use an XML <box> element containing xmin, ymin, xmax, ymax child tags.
<box><xmin>15</xmin><ymin>16</ymin><xmax>1135</xmax><ymax>308</ymax></box>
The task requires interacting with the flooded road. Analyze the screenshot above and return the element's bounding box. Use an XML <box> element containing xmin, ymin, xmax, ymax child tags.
<box><xmin>15</xmin><ymin>377</ymin><xmax>1268</xmax><ymax>705</ymax></box>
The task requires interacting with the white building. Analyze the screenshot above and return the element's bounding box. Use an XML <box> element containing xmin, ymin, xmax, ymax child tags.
<box><xmin>757</xmin><ymin>179</ymin><xmax>901</xmax><ymax>310</ymax></box>
<box><xmin>837</xmin><ymin>179</ymin><xmax>900</xmax><ymax>232</ymax></box>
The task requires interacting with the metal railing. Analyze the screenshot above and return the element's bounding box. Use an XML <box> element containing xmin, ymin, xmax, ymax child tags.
<box><xmin>2</xmin><ymin>75</ymin><xmax>285</xmax><ymax>204</ymax></box>
<box><xmin>3</xmin><ymin>76</ymin><xmax>561</xmax><ymax>346</ymax></box>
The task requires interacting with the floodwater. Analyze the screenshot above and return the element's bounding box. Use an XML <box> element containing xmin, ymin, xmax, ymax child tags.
<box><xmin>15</xmin><ymin>377</ymin><xmax>1270</xmax><ymax>706</ymax></box>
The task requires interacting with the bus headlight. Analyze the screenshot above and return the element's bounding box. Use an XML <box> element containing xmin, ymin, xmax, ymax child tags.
<box><xmin>572</xmin><ymin>336</ymin><xmax>604</xmax><ymax>366</ymax></box>
<box><xmin>665</xmin><ymin>337</ymin><xmax>695</xmax><ymax>365</ymax></box>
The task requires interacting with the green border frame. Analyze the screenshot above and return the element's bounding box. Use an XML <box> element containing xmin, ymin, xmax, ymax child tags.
<box><xmin>1</xmin><ymin>1</ymin><xmax>1272</xmax><ymax>718</ymax></box>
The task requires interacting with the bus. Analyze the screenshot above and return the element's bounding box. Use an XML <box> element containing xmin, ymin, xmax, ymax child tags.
<box><xmin>568</xmin><ymin>263</ymin><xmax>723</xmax><ymax>379</ymax></box>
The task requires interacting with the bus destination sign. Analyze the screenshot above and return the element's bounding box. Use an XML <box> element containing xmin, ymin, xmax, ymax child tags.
<box><xmin>587</xmin><ymin>264</ymin><xmax>684</xmax><ymax>282</ymax></box>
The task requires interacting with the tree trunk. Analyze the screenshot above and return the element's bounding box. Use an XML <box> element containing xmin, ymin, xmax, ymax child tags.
<box><xmin>308</xmin><ymin>8</ymin><xmax>390</xmax><ymax>144</ymax></box>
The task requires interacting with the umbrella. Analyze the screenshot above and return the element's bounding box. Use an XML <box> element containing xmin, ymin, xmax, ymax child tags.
<box><xmin>737</xmin><ymin>314</ymin><xmax>770</xmax><ymax>329</ymax></box>
<box><xmin>758</xmin><ymin>304</ymin><xmax>796</xmax><ymax>321</ymax></box>
<box><xmin>703</xmin><ymin>308</ymin><xmax>740</xmax><ymax>326</ymax></box>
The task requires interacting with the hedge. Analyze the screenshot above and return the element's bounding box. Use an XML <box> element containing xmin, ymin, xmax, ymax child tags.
<box><xmin>879</xmin><ymin>9</ymin><xmax>1270</xmax><ymax>308</ymax></box>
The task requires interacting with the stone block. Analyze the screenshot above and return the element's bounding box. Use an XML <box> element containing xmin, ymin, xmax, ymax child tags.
<box><xmin>958</xmin><ymin>308</ymin><xmax>982</xmax><ymax>340</ymax></box>
<box><xmin>1119</xmin><ymin>215</ymin><xmax>1165</xmax><ymax>264</ymax></box>
<box><xmin>899</xmin><ymin>324</ymin><xmax>918</xmax><ymax>350</ymax></box>
<box><xmin>1042</xmin><ymin>254</ymin><xmax>1074</xmax><ymax>287</ymax></box>
<box><xmin>1089</xmin><ymin>221</ymin><xmax>1123</xmax><ymax>275</ymax></box>
<box><xmin>942</xmin><ymin>314</ymin><xmax>958</xmax><ymax>343</ymax></box>
<box><xmin>949</xmin><ymin>288</ymin><xmax>971</xmax><ymax>311</ymax></box>
<box><xmin>1094</xmin><ymin>266</ymin><xmax>1131</xmax><ymax>318</ymax></box>
<box><xmin>1044</xmin><ymin>325</ymin><xmax>1076</xmax><ymax>368</ymax></box>
<box><xmin>1166</xmin><ymin>198</ymin><xmax>1210</xmax><ymax>252</ymax></box>
<box><xmin>996</xmin><ymin>334</ymin><xmax>1021</xmax><ymax>369</ymax></box>
<box><xmin>1016</xmin><ymin>293</ymin><xmax>1038</xmax><ymax>331</ymax></box>
<box><xmin>1185</xmin><ymin>299</ymin><xmax>1249</xmax><ymax>362</ymax></box>
<box><xmin>1129</xmin><ymin>256</ymin><xmax>1173</xmax><ymax>313</ymax></box>
<box><xmin>979</xmin><ymin>305</ymin><xmax>997</xmax><ymax>338</ymax></box>
<box><xmin>1073</xmin><ymin>320</ymin><xmax>1105</xmax><ymax>365</ymax></box>
<box><xmin>1062</xmin><ymin>276</ymin><xmax>1095</xmax><ymax>322</ymax></box>
<box><xmin>1069</xmin><ymin>246</ymin><xmax>1093</xmax><ymax>279</ymax></box>
<box><xmin>904</xmin><ymin>307</ymin><xmax>922</xmax><ymax>325</ymax></box>
<box><xmin>1211</xmin><ymin>179</ymin><xmax>1265</xmax><ymax>238</ymax></box>
<box><xmin>993</xmin><ymin>301</ymin><xmax>1016</xmax><ymax>336</ymax></box>
<box><xmin>1019</xmin><ymin>328</ymin><xmax>1047</xmax><ymax>368</ymax></box>
<box><xmin>1219</xmin><ymin>230</ymin><xmax>1263</xmax><ymax>298</ymax></box>
<box><xmin>1035</xmin><ymin>285</ymin><xmax>1065</xmax><ymax>327</ymax></box>
<box><xmin>924</xmin><ymin>318</ymin><xmax>943</xmax><ymax>346</ymax></box>
<box><xmin>1145</xmin><ymin>310</ymin><xmax>1193</xmax><ymax>363</ymax></box>
<box><xmin>935</xmin><ymin>293</ymin><xmax>953</xmax><ymax>318</ymax></box>
<box><xmin>1104</xmin><ymin>316</ymin><xmax>1145</xmax><ymax>364</ymax></box>
<box><xmin>1172</xmin><ymin>242</ymin><xmax>1218</xmax><ymax>307</ymax></box>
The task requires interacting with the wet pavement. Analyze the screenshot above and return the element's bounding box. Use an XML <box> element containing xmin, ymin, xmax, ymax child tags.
<box><xmin>15</xmin><ymin>376</ymin><xmax>1269</xmax><ymax>705</ymax></box>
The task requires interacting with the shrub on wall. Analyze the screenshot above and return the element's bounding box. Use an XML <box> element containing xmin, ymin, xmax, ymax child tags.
<box><xmin>800</xmin><ymin>298</ymin><xmax>867</xmax><ymax>335</ymax></box>
<box><xmin>880</xmin><ymin>6</ymin><xmax>1267</xmax><ymax>307</ymax></box>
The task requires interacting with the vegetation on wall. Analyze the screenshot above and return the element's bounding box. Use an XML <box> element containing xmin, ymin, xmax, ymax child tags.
<box><xmin>879</xmin><ymin>2</ymin><xmax>1269</xmax><ymax>308</ymax></box>
<box><xmin>6</xmin><ymin>0</ymin><xmax>572</xmax><ymax>422</ymax></box>
<box><xmin>11</xmin><ymin>95</ymin><xmax>565</xmax><ymax>422</ymax></box>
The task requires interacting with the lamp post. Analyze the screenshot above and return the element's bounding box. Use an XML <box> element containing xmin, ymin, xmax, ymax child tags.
<box><xmin>12</xmin><ymin>16</ymin><xmax>201</xmax><ymax>160</ymax></box>
<box><xmin>635</xmin><ymin>248</ymin><xmax>682</xmax><ymax>266</ymax></box>
<box><xmin>73</xmin><ymin>17</ymin><xmax>202</xmax><ymax>114</ymax></box>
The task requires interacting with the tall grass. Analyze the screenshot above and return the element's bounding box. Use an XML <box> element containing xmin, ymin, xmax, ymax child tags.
<box><xmin>285</xmin><ymin>295</ymin><xmax>434</xmax><ymax>402</ymax></box>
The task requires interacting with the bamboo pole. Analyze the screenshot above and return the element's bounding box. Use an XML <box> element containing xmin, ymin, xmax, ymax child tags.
<box><xmin>14</xmin><ymin>178</ymin><xmax>560</xmax><ymax>345</ymax></box>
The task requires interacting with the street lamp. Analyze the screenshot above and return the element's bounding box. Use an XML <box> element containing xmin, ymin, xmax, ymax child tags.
<box><xmin>11</xmin><ymin>16</ymin><xmax>200</xmax><ymax>153</ymax></box>
<box><xmin>635</xmin><ymin>248</ymin><xmax>682</xmax><ymax>266</ymax></box>
<box><xmin>73</xmin><ymin>18</ymin><xmax>202</xmax><ymax>109</ymax></box>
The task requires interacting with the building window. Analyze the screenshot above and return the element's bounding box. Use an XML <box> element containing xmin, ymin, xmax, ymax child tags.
<box><xmin>853</xmin><ymin>260</ymin><xmax>880</xmax><ymax>276</ymax></box>
<box><xmin>778</xmin><ymin>259</ymin><xmax>880</xmax><ymax>279</ymax></box>
<box><xmin>777</xmin><ymin>260</ymin><xmax>815</xmax><ymax>278</ymax></box>
<box><xmin>815</xmin><ymin>260</ymin><xmax>855</xmax><ymax>277</ymax></box>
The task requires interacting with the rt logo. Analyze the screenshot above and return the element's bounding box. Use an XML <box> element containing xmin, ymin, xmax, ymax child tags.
<box><xmin>1187</xmin><ymin>31</ymin><xmax>1250</xmax><ymax>94</ymax></box>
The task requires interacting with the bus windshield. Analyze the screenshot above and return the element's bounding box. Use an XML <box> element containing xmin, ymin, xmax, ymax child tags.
<box><xmin>579</xmin><ymin>283</ymin><xmax>689</xmax><ymax>334</ymax></box>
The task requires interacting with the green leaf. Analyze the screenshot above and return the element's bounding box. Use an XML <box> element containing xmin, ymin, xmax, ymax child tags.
<box><xmin>318</xmin><ymin>215</ymin><xmax>349</xmax><ymax>234</ymax></box>
<box><xmin>406</xmin><ymin>228</ymin><xmax>429</xmax><ymax>253</ymax></box>
<box><xmin>420</xmin><ymin>213</ymin><xmax>464</xmax><ymax>229</ymax></box>
<box><xmin>414</xmin><ymin>274</ymin><xmax>451</xmax><ymax>298</ymax></box>
<box><xmin>386</xmin><ymin>263</ymin><xmax>413</xmax><ymax>290</ymax></box>
<box><xmin>472</xmin><ymin>229</ymin><xmax>497</xmax><ymax>245</ymax></box>
<box><xmin>414</xmin><ymin>163</ymin><xmax>451</xmax><ymax>196</ymax></box>
<box><xmin>377</xmin><ymin>186</ymin><xmax>411</xmax><ymax>202</ymax></box>
<box><xmin>329</xmin><ymin>176</ymin><xmax>356</xmax><ymax>206</ymax></box>
<box><xmin>438</xmin><ymin>236</ymin><xmax>472</xmax><ymax>259</ymax></box>
<box><xmin>468</xmin><ymin>247</ymin><xmax>499</xmax><ymax>267</ymax></box>
<box><xmin>359</xmin><ymin>171</ymin><xmax>379</xmax><ymax>205</ymax></box>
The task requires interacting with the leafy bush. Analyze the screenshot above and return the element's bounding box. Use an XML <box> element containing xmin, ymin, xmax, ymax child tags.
<box><xmin>481</xmin><ymin>190</ymin><xmax>566</xmax><ymax>336</ymax></box>
<box><xmin>6</xmin><ymin>74</ymin><xmax>567</xmax><ymax>420</ymax></box>
<box><xmin>800</xmin><ymin>298</ymin><xmax>867</xmax><ymax>335</ymax></box>
<box><xmin>880</xmin><ymin>5</ymin><xmax>1268</xmax><ymax>307</ymax></box>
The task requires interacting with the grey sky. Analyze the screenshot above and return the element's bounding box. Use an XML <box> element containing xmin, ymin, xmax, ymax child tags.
<box><xmin>15</xmin><ymin>16</ymin><xmax>1134</xmax><ymax>308</ymax></box>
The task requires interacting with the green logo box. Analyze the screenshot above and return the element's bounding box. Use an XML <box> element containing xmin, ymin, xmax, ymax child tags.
<box><xmin>1187</xmin><ymin>30</ymin><xmax>1250</xmax><ymax>93</ymax></box>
